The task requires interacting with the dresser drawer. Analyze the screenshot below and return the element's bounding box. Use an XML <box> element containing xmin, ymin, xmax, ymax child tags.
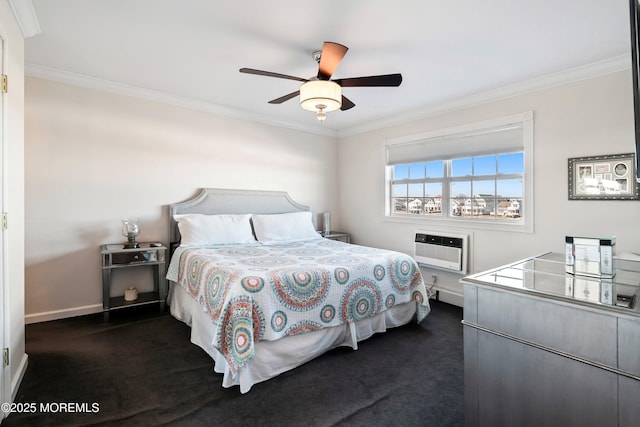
<box><xmin>476</xmin><ymin>287</ymin><xmax>618</xmax><ymax>368</ymax></box>
<box><xmin>111</xmin><ymin>250</ymin><xmax>158</xmax><ymax>265</ymax></box>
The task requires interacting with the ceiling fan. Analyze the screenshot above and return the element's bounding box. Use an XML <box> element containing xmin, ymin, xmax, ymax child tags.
<box><xmin>239</xmin><ymin>41</ymin><xmax>402</xmax><ymax>121</ymax></box>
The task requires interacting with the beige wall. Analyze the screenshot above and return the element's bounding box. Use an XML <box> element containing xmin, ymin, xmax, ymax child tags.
<box><xmin>338</xmin><ymin>70</ymin><xmax>640</xmax><ymax>300</ymax></box>
<box><xmin>1</xmin><ymin>0</ymin><xmax>27</xmax><ymax>402</ymax></box>
<box><xmin>24</xmin><ymin>77</ymin><xmax>338</xmax><ymax>321</ymax></box>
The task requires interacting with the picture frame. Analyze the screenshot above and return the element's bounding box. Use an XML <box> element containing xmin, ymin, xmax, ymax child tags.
<box><xmin>568</xmin><ymin>153</ymin><xmax>640</xmax><ymax>200</ymax></box>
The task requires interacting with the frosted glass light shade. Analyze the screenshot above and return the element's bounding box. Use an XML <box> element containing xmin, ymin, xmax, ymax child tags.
<box><xmin>299</xmin><ymin>80</ymin><xmax>342</xmax><ymax>112</ymax></box>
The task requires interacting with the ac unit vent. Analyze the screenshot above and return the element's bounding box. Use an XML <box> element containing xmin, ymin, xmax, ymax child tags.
<box><xmin>414</xmin><ymin>232</ymin><xmax>468</xmax><ymax>274</ymax></box>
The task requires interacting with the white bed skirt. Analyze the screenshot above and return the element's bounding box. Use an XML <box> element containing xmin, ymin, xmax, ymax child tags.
<box><xmin>169</xmin><ymin>282</ymin><xmax>418</xmax><ymax>393</ymax></box>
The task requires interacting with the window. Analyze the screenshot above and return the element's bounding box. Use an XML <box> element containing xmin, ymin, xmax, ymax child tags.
<box><xmin>385</xmin><ymin>113</ymin><xmax>533</xmax><ymax>232</ymax></box>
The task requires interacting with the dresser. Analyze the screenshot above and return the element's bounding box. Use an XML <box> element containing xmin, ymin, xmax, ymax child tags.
<box><xmin>462</xmin><ymin>252</ymin><xmax>640</xmax><ymax>427</ymax></box>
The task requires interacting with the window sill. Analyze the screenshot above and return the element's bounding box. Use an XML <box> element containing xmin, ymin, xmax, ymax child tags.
<box><xmin>384</xmin><ymin>214</ymin><xmax>533</xmax><ymax>234</ymax></box>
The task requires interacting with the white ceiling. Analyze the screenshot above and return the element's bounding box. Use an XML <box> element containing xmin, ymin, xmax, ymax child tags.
<box><xmin>21</xmin><ymin>0</ymin><xmax>633</xmax><ymax>135</ymax></box>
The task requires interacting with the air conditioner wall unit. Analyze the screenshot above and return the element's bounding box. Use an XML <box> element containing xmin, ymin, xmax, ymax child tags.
<box><xmin>414</xmin><ymin>231</ymin><xmax>469</xmax><ymax>274</ymax></box>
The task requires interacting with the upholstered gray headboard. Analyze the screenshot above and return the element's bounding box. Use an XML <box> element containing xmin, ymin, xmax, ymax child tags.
<box><xmin>168</xmin><ymin>188</ymin><xmax>310</xmax><ymax>244</ymax></box>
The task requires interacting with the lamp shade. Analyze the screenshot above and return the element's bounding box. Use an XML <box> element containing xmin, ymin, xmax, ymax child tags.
<box><xmin>299</xmin><ymin>80</ymin><xmax>342</xmax><ymax>112</ymax></box>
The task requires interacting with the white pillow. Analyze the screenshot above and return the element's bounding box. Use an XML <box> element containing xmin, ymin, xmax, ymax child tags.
<box><xmin>252</xmin><ymin>211</ymin><xmax>320</xmax><ymax>244</ymax></box>
<box><xmin>174</xmin><ymin>214</ymin><xmax>255</xmax><ymax>245</ymax></box>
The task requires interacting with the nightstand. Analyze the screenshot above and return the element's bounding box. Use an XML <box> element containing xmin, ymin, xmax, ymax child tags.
<box><xmin>323</xmin><ymin>232</ymin><xmax>351</xmax><ymax>243</ymax></box>
<box><xmin>100</xmin><ymin>242</ymin><xmax>167</xmax><ymax>321</ymax></box>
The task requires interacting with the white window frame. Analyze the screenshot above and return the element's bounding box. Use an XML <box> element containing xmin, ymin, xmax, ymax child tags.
<box><xmin>384</xmin><ymin>112</ymin><xmax>534</xmax><ymax>233</ymax></box>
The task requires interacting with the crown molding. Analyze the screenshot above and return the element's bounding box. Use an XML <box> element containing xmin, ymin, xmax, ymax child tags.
<box><xmin>8</xmin><ymin>0</ymin><xmax>41</xmax><ymax>38</ymax></box>
<box><xmin>24</xmin><ymin>63</ymin><xmax>339</xmax><ymax>138</ymax></box>
<box><xmin>339</xmin><ymin>54</ymin><xmax>631</xmax><ymax>138</ymax></box>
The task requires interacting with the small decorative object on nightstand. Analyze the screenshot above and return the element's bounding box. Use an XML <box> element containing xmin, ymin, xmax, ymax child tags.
<box><xmin>323</xmin><ymin>232</ymin><xmax>351</xmax><ymax>243</ymax></box>
<box><xmin>121</xmin><ymin>218</ymin><xmax>140</xmax><ymax>248</ymax></box>
<box><xmin>124</xmin><ymin>287</ymin><xmax>138</xmax><ymax>302</ymax></box>
<box><xmin>322</xmin><ymin>212</ymin><xmax>331</xmax><ymax>234</ymax></box>
<box><xmin>100</xmin><ymin>242</ymin><xmax>167</xmax><ymax>322</ymax></box>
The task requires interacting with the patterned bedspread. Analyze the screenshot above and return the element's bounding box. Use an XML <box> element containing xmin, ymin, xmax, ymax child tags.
<box><xmin>166</xmin><ymin>238</ymin><xmax>430</xmax><ymax>374</ymax></box>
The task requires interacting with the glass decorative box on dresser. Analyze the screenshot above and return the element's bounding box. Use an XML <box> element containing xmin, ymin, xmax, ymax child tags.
<box><xmin>100</xmin><ymin>242</ymin><xmax>167</xmax><ymax>322</ymax></box>
<box><xmin>462</xmin><ymin>252</ymin><xmax>640</xmax><ymax>427</ymax></box>
<box><xmin>322</xmin><ymin>232</ymin><xmax>351</xmax><ymax>243</ymax></box>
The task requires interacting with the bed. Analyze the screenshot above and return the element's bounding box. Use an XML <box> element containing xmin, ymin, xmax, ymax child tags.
<box><xmin>166</xmin><ymin>188</ymin><xmax>430</xmax><ymax>393</ymax></box>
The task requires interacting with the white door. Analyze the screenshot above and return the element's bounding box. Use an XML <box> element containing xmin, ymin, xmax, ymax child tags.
<box><xmin>0</xmin><ymin>33</ymin><xmax>6</xmax><ymax>419</ymax></box>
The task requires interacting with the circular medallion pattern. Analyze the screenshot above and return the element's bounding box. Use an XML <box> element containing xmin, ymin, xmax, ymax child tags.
<box><xmin>334</xmin><ymin>267</ymin><xmax>349</xmax><ymax>284</ymax></box>
<box><xmin>271</xmin><ymin>310</ymin><xmax>287</xmax><ymax>332</ymax></box>
<box><xmin>183</xmin><ymin>256</ymin><xmax>203</xmax><ymax>295</ymax></box>
<box><xmin>204</xmin><ymin>268</ymin><xmax>236</xmax><ymax>318</ymax></box>
<box><xmin>271</xmin><ymin>268</ymin><xmax>330</xmax><ymax>311</ymax></box>
<box><xmin>220</xmin><ymin>296</ymin><xmax>265</xmax><ymax>368</ymax></box>
<box><xmin>241</xmin><ymin>276</ymin><xmax>265</xmax><ymax>293</ymax></box>
<box><xmin>385</xmin><ymin>294</ymin><xmax>396</xmax><ymax>309</ymax></box>
<box><xmin>341</xmin><ymin>279</ymin><xmax>382</xmax><ymax>322</ymax></box>
<box><xmin>320</xmin><ymin>305</ymin><xmax>336</xmax><ymax>323</ymax></box>
<box><xmin>373</xmin><ymin>264</ymin><xmax>386</xmax><ymax>281</ymax></box>
<box><xmin>389</xmin><ymin>257</ymin><xmax>418</xmax><ymax>293</ymax></box>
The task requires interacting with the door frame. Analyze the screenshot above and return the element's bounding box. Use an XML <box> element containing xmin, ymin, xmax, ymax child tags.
<box><xmin>0</xmin><ymin>30</ymin><xmax>7</xmax><ymax>420</ymax></box>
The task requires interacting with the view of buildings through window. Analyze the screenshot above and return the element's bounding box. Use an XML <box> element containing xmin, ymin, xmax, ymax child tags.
<box><xmin>390</xmin><ymin>152</ymin><xmax>524</xmax><ymax>222</ymax></box>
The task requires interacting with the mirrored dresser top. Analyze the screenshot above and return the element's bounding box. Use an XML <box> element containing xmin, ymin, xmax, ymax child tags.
<box><xmin>465</xmin><ymin>252</ymin><xmax>640</xmax><ymax>315</ymax></box>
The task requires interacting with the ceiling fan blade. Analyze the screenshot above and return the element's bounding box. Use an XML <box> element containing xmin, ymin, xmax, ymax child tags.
<box><xmin>340</xmin><ymin>96</ymin><xmax>355</xmax><ymax>111</ymax></box>
<box><xmin>239</xmin><ymin>68</ymin><xmax>308</xmax><ymax>82</ymax></box>
<box><xmin>334</xmin><ymin>73</ymin><xmax>402</xmax><ymax>87</ymax></box>
<box><xmin>268</xmin><ymin>90</ymin><xmax>300</xmax><ymax>104</ymax></box>
<box><xmin>317</xmin><ymin>41</ymin><xmax>349</xmax><ymax>80</ymax></box>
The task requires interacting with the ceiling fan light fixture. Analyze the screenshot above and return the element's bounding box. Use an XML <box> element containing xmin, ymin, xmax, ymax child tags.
<box><xmin>240</xmin><ymin>42</ymin><xmax>401</xmax><ymax>120</ymax></box>
<box><xmin>299</xmin><ymin>80</ymin><xmax>342</xmax><ymax>114</ymax></box>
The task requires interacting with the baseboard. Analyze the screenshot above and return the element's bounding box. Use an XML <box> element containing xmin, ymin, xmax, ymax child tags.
<box><xmin>25</xmin><ymin>304</ymin><xmax>103</xmax><ymax>324</ymax></box>
<box><xmin>11</xmin><ymin>354</ymin><xmax>28</xmax><ymax>401</ymax></box>
<box><xmin>430</xmin><ymin>288</ymin><xmax>463</xmax><ymax>307</ymax></box>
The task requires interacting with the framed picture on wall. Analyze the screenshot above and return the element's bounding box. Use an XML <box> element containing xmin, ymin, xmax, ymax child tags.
<box><xmin>568</xmin><ymin>153</ymin><xmax>640</xmax><ymax>200</ymax></box>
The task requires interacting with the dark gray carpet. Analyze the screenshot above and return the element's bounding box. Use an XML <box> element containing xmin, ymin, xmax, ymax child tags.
<box><xmin>4</xmin><ymin>299</ymin><xmax>463</xmax><ymax>427</ymax></box>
